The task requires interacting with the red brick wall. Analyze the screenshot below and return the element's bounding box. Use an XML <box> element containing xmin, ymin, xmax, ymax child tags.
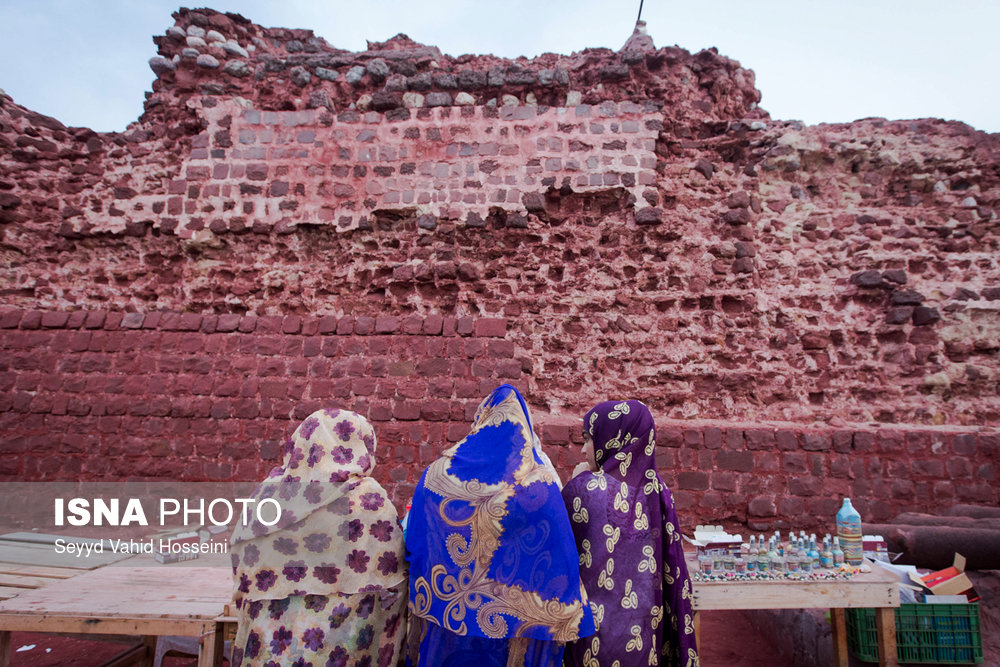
<box><xmin>2</xmin><ymin>307</ymin><xmax>995</xmax><ymax>530</ymax></box>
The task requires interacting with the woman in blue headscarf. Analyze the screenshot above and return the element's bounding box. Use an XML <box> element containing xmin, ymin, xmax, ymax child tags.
<box><xmin>404</xmin><ymin>384</ymin><xmax>595</xmax><ymax>666</ymax></box>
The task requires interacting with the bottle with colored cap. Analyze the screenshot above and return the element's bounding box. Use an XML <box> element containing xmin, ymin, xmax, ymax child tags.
<box><xmin>836</xmin><ymin>498</ymin><xmax>863</xmax><ymax>565</ymax></box>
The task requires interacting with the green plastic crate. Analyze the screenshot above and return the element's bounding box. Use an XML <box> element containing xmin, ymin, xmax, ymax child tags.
<box><xmin>846</xmin><ymin>603</ymin><xmax>983</xmax><ymax>664</ymax></box>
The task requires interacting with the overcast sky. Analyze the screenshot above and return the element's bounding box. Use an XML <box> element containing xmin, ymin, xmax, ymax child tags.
<box><xmin>0</xmin><ymin>1</ymin><xmax>997</xmax><ymax>134</ymax></box>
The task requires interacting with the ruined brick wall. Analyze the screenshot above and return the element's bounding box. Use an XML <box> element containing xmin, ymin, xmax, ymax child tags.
<box><xmin>1</xmin><ymin>8</ymin><xmax>998</xmax><ymax>529</ymax></box>
<box><xmin>2</xmin><ymin>307</ymin><xmax>995</xmax><ymax>527</ymax></box>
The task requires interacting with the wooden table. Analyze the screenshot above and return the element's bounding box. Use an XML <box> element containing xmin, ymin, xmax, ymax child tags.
<box><xmin>0</xmin><ymin>564</ymin><xmax>232</xmax><ymax>667</ymax></box>
<box><xmin>691</xmin><ymin>559</ymin><xmax>901</xmax><ymax>667</ymax></box>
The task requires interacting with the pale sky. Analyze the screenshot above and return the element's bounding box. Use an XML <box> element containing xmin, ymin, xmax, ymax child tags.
<box><xmin>0</xmin><ymin>1</ymin><xmax>997</xmax><ymax>134</ymax></box>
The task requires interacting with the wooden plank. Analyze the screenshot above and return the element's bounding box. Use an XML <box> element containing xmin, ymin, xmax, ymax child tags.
<box><xmin>0</xmin><ymin>533</ymin><xmax>104</xmax><ymax>546</ymax></box>
<box><xmin>0</xmin><ymin>614</ymin><xmax>216</xmax><ymax>637</ymax></box>
<box><xmin>692</xmin><ymin>578</ymin><xmax>898</xmax><ymax>610</ymax></box>
<box><xmin>198</xmin><ymin>623</ymin><xmax>224</xmax><ymax>667</ymax></box>
<box><xmin>0</xmin><ymin>574</ymin><xmax>51</xmax><ymax>589</ymax></box>
<box><xmin>875</xmin><ymin>607</ymin><xmax>898</xmax><ymax>667</ymax></box>
<box><xmin>0</xmin><ymin>564</ymin><xmax>79</xmax><ymax>579</ymax></box>
<box><xmin>0</xmin><ymin>566</ymin><xmax>232</xmax><ymax>623</ymax></box>
<box><xmin>0</xmin><ymin>542</ymin><xmax>130</xmax><ymax>569</ymax></box>
<box><xmin>831</xmin><ymin>608</ymin><xmax>848</xmax><ymax>667</ymax></box>
<box><xmin>0</xmin><ymin>592</ymin><xmax>16</xmax><ymax>602</ymax></box>
<box><xmin>140</xmin><ymin>636</ymin><xmax>156</xmax><ymax>667</ymax></box>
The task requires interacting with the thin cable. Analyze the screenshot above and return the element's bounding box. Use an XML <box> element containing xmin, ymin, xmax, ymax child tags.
<box><xmin>636</xmin><ymin>0</ymin><xmax>645</xmax><ymax>25</ymax></box>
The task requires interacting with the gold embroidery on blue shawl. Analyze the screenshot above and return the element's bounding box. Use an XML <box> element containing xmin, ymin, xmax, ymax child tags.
<box><xmin>410</xmin><ymin>391</ymin><xmax>586</xmax><ymax>641</ymax></box>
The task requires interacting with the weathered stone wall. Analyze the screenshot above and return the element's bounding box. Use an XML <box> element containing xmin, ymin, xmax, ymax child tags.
<box><xmin>1</xmin><ymin>8</ymin><xmax>998</xmax><ymax>528</ymax></box>
<box><xmin>1</xmin><ymin>307</ymin><xmax>995</xmax><ymax>527</ymax></box>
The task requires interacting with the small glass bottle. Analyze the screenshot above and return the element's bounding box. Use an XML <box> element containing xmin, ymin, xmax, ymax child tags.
<box><xmin>748</xmin><ymin>535</ymin><xmax>757</xmax><ymax>558</ymax></box>
<box><xmin>809</xmin><ymin>534</ymin><xmax>821</xmax><ymax>569</ymax></box>
<box><xmin>832</xmin><ymin>536</ymin><xmax>845</xmax><ymax>566</ymax></box>
<box><xmin>757</xmin><ymin>553</ymin><xmax>769</xmax><ymax>573</ymax></box>
<box><xmin>820</xmin><ymin>536</ymin><xmax>834</xmax><ymax>568</ymax></box>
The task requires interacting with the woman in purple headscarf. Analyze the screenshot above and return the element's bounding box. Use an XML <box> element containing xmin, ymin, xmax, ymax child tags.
<box><xmin>562</xmin><ymin>400</ymin><xmax>699</xmax><ymax>667</ymax></box>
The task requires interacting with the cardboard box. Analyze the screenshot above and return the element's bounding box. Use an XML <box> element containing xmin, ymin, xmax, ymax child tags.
<box><xmin>909</xmin><ymin>553</ymin><xmax>980</xmax><ymax>602</ymax></box>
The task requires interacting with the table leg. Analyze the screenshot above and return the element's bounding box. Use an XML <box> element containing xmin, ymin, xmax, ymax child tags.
<box><xmin>0</xmin><ymin>630</ymin><xmax>10</xmax><ymax>667</ymax></box>
<box><xmin>875</xmin><ymin>607</ymin><xmax>898</xmax><ymax>667</ymax></box>
<box><xmin>139</xmin><ymin>636</ymin><xmax>156</xmax><ymax>667</ymax></box>
<box><xmin>692</xmin><ymin>610</ymin><xmax>701</xmax><ymax>650</ymax></box>
<box><xmin>830</xmin><ymin>608</ymin><xmax>848</xmax><ymax>667</ymax></box>
<box><xmin>198</xmin><ymin>622</ymin><xmax>225</xmax><ymax>667</ymax></box>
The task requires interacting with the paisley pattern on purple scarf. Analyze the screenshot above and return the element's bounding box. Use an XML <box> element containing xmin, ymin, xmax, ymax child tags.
<box><xmin>562</xmin><ymin>400</ymin><xmax>698</xmax><ymax>667</ymax></box>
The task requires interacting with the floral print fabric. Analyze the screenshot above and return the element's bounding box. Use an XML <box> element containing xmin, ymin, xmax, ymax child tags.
<box><xmin>562</xmin><ymin>400</ymin><xmax>698</xmax><ymax>667</ymax></box>
<box><xmin>231</xmin><ymin>582</ymin><xmax>407</xmax><ymax>667</ymax></box>
<box><xmin>231</xmin><ymin>409</ymin><xmax>406</xmax><ymax>600</ymax></box>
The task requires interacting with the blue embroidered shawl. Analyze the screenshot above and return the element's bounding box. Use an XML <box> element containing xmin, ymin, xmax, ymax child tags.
<box><xmin>406</xmin><ymin>384</ymin><xmax>595</xmax><ymax>642</ymax></box>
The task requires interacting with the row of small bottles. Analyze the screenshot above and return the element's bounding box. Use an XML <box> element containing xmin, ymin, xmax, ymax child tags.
<box><xmin>699</xmin><ymin>532</ymin><xmax>848</xmax><ymax>576</ymax></box>
<box><xmin>747</xmin><ymin>531</ymin><xmax>846</xmax><ymax>569</ymax></box>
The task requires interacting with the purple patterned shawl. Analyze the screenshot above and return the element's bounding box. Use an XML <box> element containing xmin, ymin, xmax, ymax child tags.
<box><xmin>562</xmin><ymin>400</ymin><xmax>698</xmax><ymax>667</ymax></box>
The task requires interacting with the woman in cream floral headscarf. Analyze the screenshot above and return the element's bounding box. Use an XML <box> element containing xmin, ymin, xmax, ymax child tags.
<box><xmin>231</xmin><ymin>409</ymin><xmax>407</xmax><ymax>666</ymax></box>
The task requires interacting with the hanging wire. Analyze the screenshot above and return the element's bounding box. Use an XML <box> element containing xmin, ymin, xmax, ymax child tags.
<box><xmin>636</xmin><ymin>0</ymin><xmax>645</xmax><ymax>25</ymax></box>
